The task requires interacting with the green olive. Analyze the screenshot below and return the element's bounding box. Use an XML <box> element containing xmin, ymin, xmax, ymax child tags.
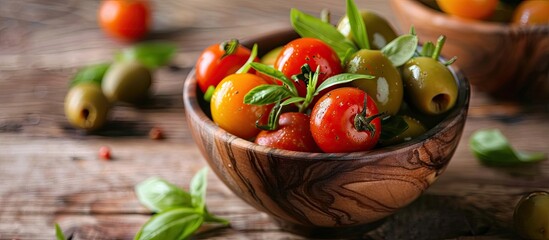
<box><xmin>102</xmin><ymin>61</ymin><xmax>152</xmax><ymax>103</ymax></box>
<box><xmin>336</xmin><ymin>10</ymin><xmax>398</xmax><ymax>50</ymax></box>
<box><xmin>381</xmin><ymin>115</ymin><xmax>427</xmax><ymax>146</ymax></box>
<box><xmin>260</xmin><ymin>46</ymin><xmax>283</xmax><ymax>66</ymax></box>
<box><xmin>402</xmin><ymin>57</ymin><xmax>458</xmax><ymax>115</ymax></box>
<box><xmin>64</xmin><ymin>83</ymin><xmax>110</xmax><ymax>131</ymax></box>
<box><xmin>514</xmin><ymin>191</ymin><xmax>549</xmax><ymax>240</ymax></box>
<box><xmin>345</xmin><ymin>49</ymin><xmax>403</xmax><ymax>115</ymax></box>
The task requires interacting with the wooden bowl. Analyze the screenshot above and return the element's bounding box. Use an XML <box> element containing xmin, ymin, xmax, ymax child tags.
<box><xmin>183</xmin><ymin>28</ymin><xmax>470</xmax><ymax>238</ymax></box>
<box><xmin>391</xmin><ymin>0</ymin><xmax>549</xmax><ymax>103</ymax></box>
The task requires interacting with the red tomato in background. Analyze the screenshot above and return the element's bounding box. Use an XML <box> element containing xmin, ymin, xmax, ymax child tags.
<box><xmin>98</xmin><ymin>0</ymin><xmax>151</xmax><ymax>42</ymax></box>
<box><xmin>274</xmin><ymin>38</ymin><xmax>342</xmax><ymax>99</ymax></box>
<box><xmin>195</xmin><ymin>42</ymin><xmax>256</xmax><ymax>93</ymax></box>
<box><xmin>210</xmin><ymin>73</ymin><xmax>272</xmax><ymax>140</ymax></box>
<box><xmin>436</xmin><ymin>0</ymin><xmax>498</xmax><ymax>20</ymax></box>
<box><xmin>255</xmin><ymin>112</ymin><xmax>320</xmax><ymax>152</ymax></box>
<box><xmin>310</xmin><ymin>87</ymin><xmax>381</xmax><ymax>153</ymax></box>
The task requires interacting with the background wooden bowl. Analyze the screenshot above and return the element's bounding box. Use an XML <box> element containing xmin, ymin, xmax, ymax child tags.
<box><xmin>183</xmin><ymin>28</ymin><xmax>470</xmax><ymax>238</ymax></box>
<box><xmin>391</xmin><ymin>0</ymin><xmax>549</xmax><ymax>103</ymax></box>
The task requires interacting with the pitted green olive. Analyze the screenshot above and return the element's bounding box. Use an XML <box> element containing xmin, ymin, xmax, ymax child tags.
<box><xmin>514</xmin><ymin>191</ymin><xmax>549</xmax><ymax>240</ymax></box>
<box><xmin>337</xmin><ymin>10</ymin><xmax>398</xmax><ymax>50</ymax></box>
<box><xmin>402</xmin><ymin>57</ymin><xmax>458</xmax><ymax>115</ymax></box>
<box><xmin>345</xmin><ymin>49</ymin><xmax>403</xmax><ymax>115</ymax></box>
<box><xmin>64</xmin><ymin>83</ymin><xmax>110</xmax><ymax>131</ymax></box>
<box><xmin>381</xmin><ymin>115</ymin><xmax>427</xmax><ymax>146</ymax></box>
<box><xmin>102</xmin><ymin>61</ymin><xmax>152</xmax><ymax>103</ymax></box>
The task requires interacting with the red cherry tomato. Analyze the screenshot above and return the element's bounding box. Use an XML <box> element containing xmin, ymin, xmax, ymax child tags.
<box><xmin>98</xmin><ymin>0</ymin><xmax>151</xmax><ymax>42</ymax></box>
<box><xmin>255</xmin><ymin>112</ymin><xmax>320</xmax><ymax>152</ymax></box>
<box><xmin>274</xmin><ymin>38</ymin><xmax>342</xmax><ymax>99</ymax></box>
<box><xmin>310</xmin><ymin>87</ymin><xmax>381</xmax><ymax>153</ymax></box>
<box><xmin>195</xmin><ymin>40</ymin><xmax>257</xmax><ymax>93</ymax></box>
<box><xmin>513</xmin><ymin>0</ymin><xmax>549</xmax><ymax>25</ymax></box>
<box><xmin>436</xmin><ymin>0</ymin><xmax>498</xmax><ymax>20</ymax></box>
<box><xmin>210</xmin><ymin>73</ymin><xmax>272</xmax><ymax>140</ymax></box>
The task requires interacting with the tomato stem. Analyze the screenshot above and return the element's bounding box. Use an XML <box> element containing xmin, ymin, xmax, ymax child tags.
<box><xmin>353</xmin><ymin>95</ymin><xmax>382</xmax><ymax>134</ymax></box>
<box><xmin>432</xmin><ymin>35</ymin><xmax>446</xmax><ymax>60</ymax></box>
<box><xmin>236</xmin><ymin>43</ymin><xmax>258</xmax><ymax>74</ymax></box>
<box><xmin>220</xmin><ymin>39</ymin><xmax>239</xmax><ymax>59</ymax></box>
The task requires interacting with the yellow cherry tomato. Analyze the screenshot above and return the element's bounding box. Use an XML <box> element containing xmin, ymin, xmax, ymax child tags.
<box><xmin>210</xmin><ymin>73</ymin><xmax>272</xmax><ymax>140</ymax></box>
<box><xmin>513</xmin><ymin>0</ymin><xmax>549</xmax><ymax>25</ymax></box>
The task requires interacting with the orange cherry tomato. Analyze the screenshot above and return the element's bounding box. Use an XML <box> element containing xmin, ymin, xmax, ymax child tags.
<box><xmin>513</xmin><ymin>0</ymin><xmax>549</xmax><ymax>25</ymax></box>
<box><xmin>98</xmin><ymin>0</ymin><xmax>151</xmax><ymax>42</ymax></box>
<box><xmin>436</xmin><ymin>0</ymin><xmax>499</xmax><ymax>20</ymax></box>
<box><xmin>210</xmin><ymin>73</ymin><xmax>272</xmax><ymax>140</ymax></box>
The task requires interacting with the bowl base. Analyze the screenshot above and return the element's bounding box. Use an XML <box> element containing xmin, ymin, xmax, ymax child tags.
<box><xmin>274</xmin><ymin>218</ymin><xmax>385</xmax><ymax>239</ymax></box>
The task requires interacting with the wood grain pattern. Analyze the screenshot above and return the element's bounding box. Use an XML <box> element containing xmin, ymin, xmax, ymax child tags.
<box><xmin>391</xmin><ymin>0</ymin><xmax>549</xmax><ymax>102</ymax></box>
<box><xmin>1</xmin><ymin>0</ymin><xmax>548</xmax><ymax>239</ymax></box>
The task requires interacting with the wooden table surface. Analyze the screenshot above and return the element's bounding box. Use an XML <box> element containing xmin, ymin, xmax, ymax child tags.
<box><xmin>1</xmin><ymin>0</ymin><xmax>548</xmax><ymax>239</ymax></box>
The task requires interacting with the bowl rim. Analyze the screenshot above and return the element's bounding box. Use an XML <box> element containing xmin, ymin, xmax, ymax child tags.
<box><xmin>183</xmin><ymin>27</ymin><xmax>471</xmax><ymax>161</ymax></box>
<box><xmin>391</xmin><ymin>0</ymin><xmax>549</xmax><ymax>34</ymax></box>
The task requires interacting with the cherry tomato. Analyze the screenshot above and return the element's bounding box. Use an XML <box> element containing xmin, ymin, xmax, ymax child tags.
<box><xmin>274</xmin><ymin>38</ymin><xmax>342</xmax><ymax>99</ymax></box>
<box><xmin>210</xmin><ymin>73</ymin><xmax>272</xmax><ymax>140</ymax></box>
<box><xmin>98</xmin><ymin>0</ymin><xmax>151</xmax><ymax>42</ymax></box>
<box><xmin>436</xmin><ymin>0</ymin><xmax>499</xmax><ymax>20</ymax></box>
<box><xmin>513</xmin><ymin>0</ymin><xmax>549</xmax><ymax>25</ymax></box>
<box><xmin>310</xmin><ymin>87</ymin><xmax>381</xmax><ymax>153</ymax></box>
<box><xmin>195</xmin><ymin>40</ymin><xmax>256</xmax><ymax>93</ymax></box>
<box><xmin>255</xmin><ymin>112</ymin><xmax>320</xmax><ymax>152</ymax></box>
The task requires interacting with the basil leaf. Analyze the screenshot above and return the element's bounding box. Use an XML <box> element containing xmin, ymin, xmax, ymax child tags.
<box><xmin>55</xmin><ymin>224</ymin><xmax>66</xmax><ymax>240</ymax></box>
<box><xmin>69</xmin><ymin>63</ymin><xmax>110</xmax><ymax>88</ymax></box>
<box><xmin>204</xmin><ymin>208</ymin><xmax>230</xmax><ymax>225</ymax></box>
<box><xmin>244</xmin><ymin>85</ymin><xmax>293</xmax><ymax>105</ymax></box>
<box><xmin>250</xmin><ymin>62</ymin><xmax>298</xmax><ymax>96</ymax></box>
<box><xmin>282</xmin><ymin>96</ymin><xmax>306</xmax><ymax>106</ymax></box>
<box><xmin>470</xmin><ymin>129</ymin><xmax>547</xmax><ymax>166</ymax></box>
<box><xmin>115</xmin><ymin>42</ymin><xmax>176</xmax><ymax>69</ymax></box>
<box><xmin>290</xmin><ymin>8</ymin><xmax>357</xmax><ymax>62</ymax></box>
<box><xmin>190</xmin><ymin>167</ymin><xmax>208</xmax><ymax>211</ymax></box>
<box><xmin>315</xmin><ymin>73</ymin><xmax>374</xmax><ymax>94</ymax></box>
<box><xmin>134</xmin><ymin>208</ymin><xmax>204</xmax><ymax>240</ymax></box>
<box><xmin>135</xmin><ymin>177</ymin><xmax>192</xmax><ymax>213</ymax></box>
<box><xmin>346</xmin><ymin>0</ymin><xmax>369</xmax><ymax>50</ymax></box>
<box><xmin>380</xmin><ymin>116</ymin><xmax>409</xmax><ymax>141</ymax></box>
<box><xmin>381</xmin><ymin>34</ymin><xmax>418</xmax><ymax>67</ymax></box>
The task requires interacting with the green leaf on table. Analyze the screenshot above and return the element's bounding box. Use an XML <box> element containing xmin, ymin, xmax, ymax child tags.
<box><xmin>135</xmin><ymin>177</ymin><xmax>192</xmax><ymax>213</ymax></box>
<box><xmin>469</xmin><ymin>129</ymin><xmax>547</xmax><ymax>166</ymax></box>
<box><xmin>346</xmin><ymin>0</ymin><xmax>369</xmax><ymax>50</ymax></box>
<box><xmin>134</xmin><ymin>208</ymin><xmax>204</xmax><ymax>240</ymax></box>
<box><xmin>55</xmin><ymin>223</ymin><xmax>66</xmax><ymax>240</ymax></box>
<box><xmin>115</xmin><ymin>41</ymin><xmax>177</xmax><ymax>69</ymax></box>
<box><xmin>69</xmin><ymin>63</ymin><xmax>110</xmax><ymax>88</ymax></box>
<box><xmin>381</xmin><ymin>34</ymin><xmax>418</xmax><ymax>67</ymax></box>
<box><xmin>190</xmin><ymin>167</ymin><xmax>208</xmax><ymax>211</ymax></box>
<box><xmin>290</xmin><ymin>8</ymin><xmax>357</xmax><ymax>62</ymax></box>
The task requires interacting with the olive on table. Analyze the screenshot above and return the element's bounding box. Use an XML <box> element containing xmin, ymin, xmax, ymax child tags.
<box><xmin>102</xmin><ymin>61</ymin><xmax>152</xmax><ymax>104</ymax></box>
<box><xmin>380</xmin><ymin>115</ymin><xmax>427</xmax><ymax>146</ymax></box>
<box><xmin>345</xmin><ymin>49</ymin><xmax>403</xmax><ymax>115</ymax></box>
<box><xmin>402</xmin><ymin>57</ymin><xmax>458</xmax><ymax>115</ymax></box>
<box><xmin>64</xmin><ymin>83</ymin><xmax>110</xmax><ymax>131</ymax></box>
<box><xmin>336</xmin><ymin>10</ymin><xmax>398</xmax><ymax>50</ymax></box>
<box><xmin>514</xmin><ymin>191</ymin><xmax>549</xmax><ymax>240</ymax></box>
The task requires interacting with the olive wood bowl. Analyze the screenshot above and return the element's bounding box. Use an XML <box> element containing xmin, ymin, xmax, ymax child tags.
<box><xmin>390</xmin><ymin>0</ymin><xmax>549</xmax><ymax>103</ymax></box>
<box><xmin>183</xmin><ymin>28</ymin><xmax>470</xmax><ymax>238</ymax></box>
